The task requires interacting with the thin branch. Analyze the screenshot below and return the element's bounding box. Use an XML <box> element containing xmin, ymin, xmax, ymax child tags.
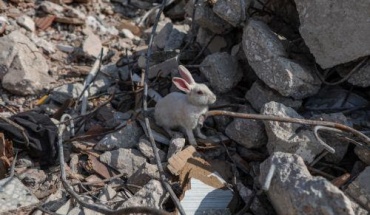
<box><xmin>57</xmin><ymin>114</ymin><xmax>171</xmax><ymax>215</ymax></box>
<box><xmin>77</xmin><ymin>49</ymin><xmax>104</xmax><ymax>103</ymax></box>
<box><xmin>141</xmin><ymin>0</ymin><xmax>186</xmax><ymax>214</ymax></box>
<box><xmin>314</xmin><ymin>57</ymin><xmax>368</xmax><ymax>86</ymax></box>
<box><xmin>206</xmin><ymin>110</ymin><xmax>370</xmax><ymax>150</ymax></box>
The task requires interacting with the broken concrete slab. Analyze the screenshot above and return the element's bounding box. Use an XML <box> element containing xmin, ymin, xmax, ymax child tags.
<box><xmin>260</xmin><ymin>152</ymin><xmax>355</xmax><ymax>215</ymax></box>
<box><xmin>127</xmin><ymin>162</ymin><xmax>160</xmax><ymax>193</ymax></box>
<box><xmin>1</xmin><ymin>31</ymin><xmax>54</xmax><ymax>95</ymax></box>
<box><xmin>346</xmin><ymin>166</ymin><xmax>370</xmax><ymax>211</ymax></box>
<box><xmin>0</xmin><ymin>177</ymin><xmax>39</xmax><ymax>213</ymax></box>
<box><xmin>118</xmin><ymin>179</ymin><xmax>167</xmax><ymax>208</ymax></box>
<box><xmin>196</xmin><ymin>28</ymin><xmax>227</xmax><ymax>53</ymax></box>
<box><xmin>30</xmin><ymin>34</ymin><xmax>56</xmax><ymax>54</ymax></box>
<box><xmin>82</xmin><ymin>32</ymin><xmax>102</xmax><ymax>57</ymax></box>
<box><xmin>200</xmin><ymin>52</ymin><xmax>242</xmax><ymax>93</ymax></box>
<box><xmin>261</xmin><ymin>101</ymin><xmax>323</xmax><ymax>163</ymax></box>
<box><xmin>137</xmin><ymin>137</ymin><xmax>166</xmax><ymax>163</ymax></box>
<box><xmin>16</xmin><ymin>15</ymin><xmax>35</xmax><ymax>32</ymax></box>
<box><xmin>242</xmin><ymin>19</ymin><xmax>321</xmax><ymax>99</ymax></box>
<box><xmin>95</xmin><ymin>121</ymin><xmax>144</xmax><ymax>151</ymax></box>
<box><xmin>99</xmin><ymin>148</ymin><xmax>147</xmax><ymax>177</ymax></box>
<box><xmin>187</xmin><ymin>0</ymin><xmax>232</xmax><ymax>34</ymax></box>
<box><xmin>245</xmin><ymin>80</ymin><xmax>302</xmax><ymax>111</ymax></box>
<box><xmin>294</xmin><ymin>0</ymin><xmax>370</xmax><ymax>69</ymax></box>
<box><xmin>148</xmin><ymin>56</ymin><xmax>178</xmax><ymax>79</ymax></box>
<box><xmin>225</xmin><ymin>105</ymin><xmax>267</xmax><ymax>149</ymax></box>
<box><xmin>167</xmin><ymin>136</ymin><xmax>185</xmax><ymax>160</ymax></box>
<box><xmin>164</xmin><ymin>25</ymin><xmax>188</xmax><ymax>51</ymax></box>
<box><xmin>213</xmin><ymin>0</ymin><xmax>250</xmax><ymax>27</ymax></box>
<box><xmin>154</xmin><ymin>22</ymin><xmax>173</xmax><ymax>49</ymax></box>
<box><xmin>50</xmin><ymin>82</ymin><xmax>84</xmax><ymax>104</ymax></box>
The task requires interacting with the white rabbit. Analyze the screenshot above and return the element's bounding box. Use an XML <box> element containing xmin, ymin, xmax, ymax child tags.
<box><xmin>154</xmin><ymin>65</ymin><xmax>217</xmax><ymax>146</ymax></box>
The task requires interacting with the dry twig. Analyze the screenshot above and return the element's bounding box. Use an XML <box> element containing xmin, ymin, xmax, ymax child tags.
<box><xmin>141</xmin><ymin>0</ymin><xmax>186</xmax><ymax>214</ymax></box>
<box><xmin>57</xmin><ymin>114</ymin><xmax>170</xmax><ymax>215</ymax></box>
<box><xmin>206</xmin><ymin>110</ymin><xmax>370</xmax><ymax>150</ymax></box>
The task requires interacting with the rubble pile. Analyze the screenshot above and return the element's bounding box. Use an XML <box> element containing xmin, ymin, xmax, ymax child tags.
<box><xmin>0</xmin><ymin>0</ymin><xmax>370</xmax><ymax>214</ymax></box>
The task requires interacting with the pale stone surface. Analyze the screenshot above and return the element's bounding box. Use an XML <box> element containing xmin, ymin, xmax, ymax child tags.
<box><xmin>0</xmin><ymin>177</ymin><xmax>39</xmax><ymax>213</ymax></box>
<box><xmin>82</xmin><ymin>32</ymin><xmax>102</xmax><ymax>57</ymax></box>
<box><xmin>242</xmin><ymin>19</ymin><xmax>321</xmax><ymax>99</ymax></box>
<box><xmin>95</xmin><ymin>121</ymin><xmax>144</xmax><ymax>150</ymax></box>
<box><xmin>260</xmin><ymin>152</ymin><xmax>355</xmax><ymax>215</ymax></box>
<box><xmin>295</xmin><ymin>0</ymin><xmax>370</xmax><ymax>68</ymax></box>
<box><xmin>137</xmin><ymin>137</ymin><xmax>166</xmax><ymax>163</ymax></box>
<box><xmin>1</xmin><ymin>31</ymin><xmax>54</xmax><ymax>95</ymax></box>
<box><xmin>50</xmin><ymin>83</ymin><xmax>84</xmax><ymax>104</ymax></box>
<box><xmin>245</xmin><ymin>80</ymin><xmax>302</xmax><ymax>111</ymax></box>
<box><xmin>200</xmin><ymin>52</ymin><xmax>243</xmax><ymax>93</ymax></box>
<box><xmin>100</xmin><ymin>148</ymin><xmax>147</xmax><ymax>177</ymax></box>
<box><xmin>186</xmin><ymin>0</ymin><xmax>232</xmax><ymax>34</ymax></box>
<box><xmin>118</xmin><ymin>180</ymin><xmax>167</xmax><ymax>208</ymax></box>
<box><xmin>346</xmin><ymin>166</ymin><xmax>370</xmax><ymax>211</ymax></box>
<box><xmin>213</xmin><ymin>0</ymin><xmax>250</xmax><ymax>26</ymax></box>
<box><xmin>261</xmin><ymin>101</ymin><xmax>323</xmax><ymax>163</ymax></box>
<box><xmin>225</xmin><ymin>105</ymin><xmax>267</xmax><ymax>148</ymax></box>
<box><xmin>16</xmin><ymin>15</ymin><xmax>35</xmax><ymax>32</ymax></box>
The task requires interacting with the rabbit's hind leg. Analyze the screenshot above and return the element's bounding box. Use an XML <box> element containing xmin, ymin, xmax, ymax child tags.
<box><xmin>195</xmin><ymin>126</ymin><xmax>207</xmax><ymax>139</ymax></box>
<box><xmin>163</xmin><ymin>126</ymin><xmax>177</xmax><ymax>138</ymax></box>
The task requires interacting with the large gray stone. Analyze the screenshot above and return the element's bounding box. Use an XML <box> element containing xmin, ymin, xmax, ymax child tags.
<box><xmin>261</xmin><ymin>101</ymin><xmax>323</xmax><ymax>163</ymax></box>
<box><xmin>0</xmin><ymin>177</ymin><xmax>39</xmax><ymax>213</ymax></box>
<box><xmin>127</xmin><ymin>163</ymin><xmax>160</xmax><ymax>193</ymax></box>
<box><xmin>95</xmin><ymin>121</ymin><xmax>144</xmax><ymax>151</ymax></box>
<box><xmin>242</xmin><ymin>19</ymin><xmax>321</xmax><ymax>99</ymax></box>
<box><xmin>225</xmin><ymin>105</ymin><xmax>267</xmax><ymax>149</ymax></box>
<box><xmin>154</xmin><ymin>22</ymin><xmax>173</xmax><ymax>49</ymax></box>
<box><xmin>1</xmin><ymin>31</ymin><xmax>54</xmax><ymax>95</ymax></box>
<box><xmin>137</xmin><ymin>137</ymin><xmax>166</xmax><ymax>163</ymax></box>
<box><xmin>164</xmin><ymin>25</ymin><xmax>187</xmax><ymax>51</ymax></box>
<box><xmin>346</xmin><ymin>166</ymin><xmax>370</xmax><ymax>211</ymax></box>
<box><xmin>118</xmin><ymin>179</ymin><xmax>167</xmax><ymax>208</ymax></box>
<box><xmin>295</xmin><ymin>0</ymin><xmax>370</xmax><ymax>69</ymax></box>
<box><xmin>200</xmin><ymin>52</ymin><xmax>242</xmax><ymax>93</ymax></box>
<box><xmin>196</xmin><ymin>28</ymin><xmax>228</xmax><ymax>54</ymax></box>
<box><xmin>260</xmin><ymin>152</ymin><xmax>354</xmax><ymax>215</ymax></box>
<box><xmin>213</xmin><ymin>0</ymin><xmax>250</xmax><ymax>27</ymax></box>
<box><xmin>186</xmin><ymin>0</ymin><xmax>232</xmax><ymax>34</ymax></box>
<box><xmin>245</xmin><ymin>80</ymin><xmax>302</xmax><ymax>111</ymax></box>
<box><xmin>99</xmin><ymin>148</ymin><xmax>147</xmax><ymax>177</ymax></box>
<box><xmin>50</xmin><ymin>83</ymin><xmax>84</xmax><ymax>104</ymax></box>
<box><xmin>82</xmin><ymin>32</ymin><xmax>102</xmax><ymax>57</ymax></box>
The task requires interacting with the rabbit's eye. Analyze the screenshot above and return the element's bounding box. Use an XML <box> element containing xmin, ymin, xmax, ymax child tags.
<box><xmin>197</xmin><ymin>91</ymin><xmax>203</xmax><ymax>95</ymax></box>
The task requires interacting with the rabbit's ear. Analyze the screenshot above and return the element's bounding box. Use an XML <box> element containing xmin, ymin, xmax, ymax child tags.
<box><xmin>173</xmin><ymin>77</ymin><xmax>192</xmax><ymax>93</ymax></box>
<box><xmin>178</xmin><ymin>65</ymin><xmax>195</xmax><ymax>85</ymax></box>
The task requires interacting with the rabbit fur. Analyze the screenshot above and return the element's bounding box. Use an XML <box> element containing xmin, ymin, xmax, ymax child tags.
<box><xmin>154</xmin><ymin>65</ymin><xmax>216</xmax><ymax>146</ymax></box>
